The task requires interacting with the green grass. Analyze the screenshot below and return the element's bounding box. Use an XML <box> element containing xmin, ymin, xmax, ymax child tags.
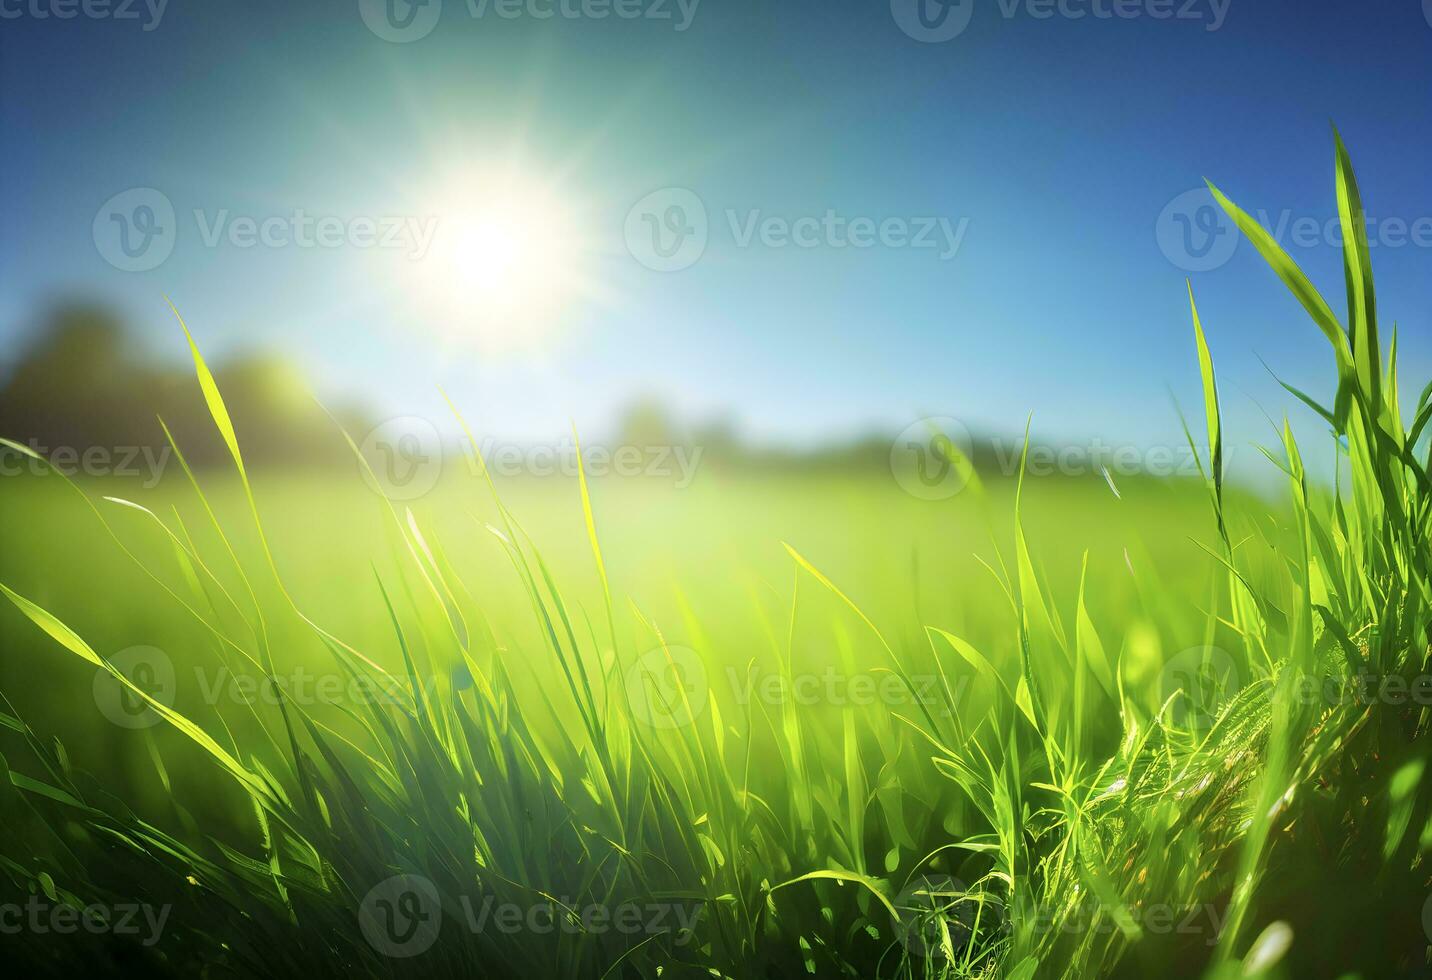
<box><xmin>1</xmin><ymin>134</ymin><xmax>1429</xmax><ymax>978</ymax></box>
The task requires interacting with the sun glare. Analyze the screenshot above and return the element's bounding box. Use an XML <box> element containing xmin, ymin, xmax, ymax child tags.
<box><xmin>412</xmin><ymin>175</ymin><xmax>585</xmax><ymax>350</ymax></box>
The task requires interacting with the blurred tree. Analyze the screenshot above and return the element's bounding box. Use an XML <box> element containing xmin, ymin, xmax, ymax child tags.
<box><xmin>0</xmin><ymin>302</ymin><xmax>371</xmax><ymax>471</ymax></box>
<box><xmin>0</xmin><ymin>303</ymin><xmax>145</xmax><ymax>453</ymax></box>
<box><xmin>615</xmin><ymin>398</ymin><xmax>682</xmax><ymax>448</ymax></box>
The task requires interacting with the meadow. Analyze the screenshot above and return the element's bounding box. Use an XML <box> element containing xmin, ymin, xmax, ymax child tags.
<box><xmin>1</xmin><ymin>138</ymin><xmax>1429</xmax><ymax>978</ymax></box>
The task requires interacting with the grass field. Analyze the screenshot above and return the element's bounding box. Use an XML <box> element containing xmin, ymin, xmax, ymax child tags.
<box><xmin>1</xmin><ymin>138</ymin><xmax>1430</xmax><ymax>978</ymax></box>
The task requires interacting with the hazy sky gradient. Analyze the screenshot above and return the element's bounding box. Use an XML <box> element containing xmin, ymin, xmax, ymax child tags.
<box><xmin>3</xmin><ymin>0</ymin><xmax>1430</xmax><ymax>471</ymax></box>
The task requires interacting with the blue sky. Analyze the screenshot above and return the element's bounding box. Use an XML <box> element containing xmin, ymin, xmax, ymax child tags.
<box><xmin>2</xmin><ymin>0</ymin><xmax>1430</xmax><ymax>471</ymax></box>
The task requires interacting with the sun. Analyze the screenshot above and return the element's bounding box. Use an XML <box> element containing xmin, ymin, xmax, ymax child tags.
<box><xmin>411</xmin><ymin>174</ymin><xmax>586</xmax><ymax>350</ymax></box>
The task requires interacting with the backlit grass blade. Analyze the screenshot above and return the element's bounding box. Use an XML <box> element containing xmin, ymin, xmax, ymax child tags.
<box><xmin>1188</xmin><ymin>284</ymin><xmax>1224</xmax><ymax>543</ymax></box>
<box><xmin>1206</xmin><ymin>181</ymin><xmax>1355</xmax><ymax>424</ymax></box>
<box><xmin>1333</xmin><ymin>128</ymin><xmax>1381</xmax><ymax>416</ymax></box>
